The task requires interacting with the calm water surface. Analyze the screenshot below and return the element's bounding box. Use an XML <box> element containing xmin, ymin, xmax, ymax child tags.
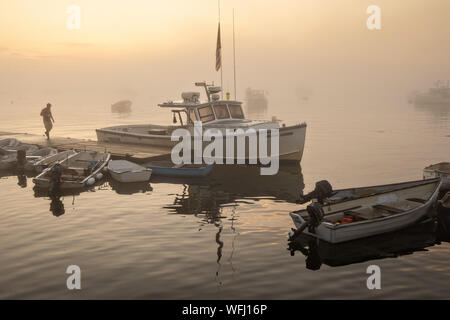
<box><xmin>0</xmin><ymin>97</ymin><xmax>449</xmax><ymax>299</ymax></box>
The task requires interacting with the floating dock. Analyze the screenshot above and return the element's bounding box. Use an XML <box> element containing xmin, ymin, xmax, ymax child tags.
<box><xmin>0</xmin><ymin>132</ymin><xmax>172</xmax><ymax>163</ymax></box>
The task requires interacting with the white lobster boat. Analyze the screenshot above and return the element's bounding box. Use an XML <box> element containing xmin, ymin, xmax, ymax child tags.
<box><xmin>290</xmin><ymin>178</ymin><xmax>442</xmax><ymax>243</ymax></box>
<box><xmin>96</xmin><ymin>82</ymin><xmax>307</xmax><ymax>162</ymax></box>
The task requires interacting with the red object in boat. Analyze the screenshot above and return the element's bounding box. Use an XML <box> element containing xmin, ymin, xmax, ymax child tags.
<box><xmin>340</xmin><ymin>217</ymin><xmax>353</xmax><ymax>224</ymax></box>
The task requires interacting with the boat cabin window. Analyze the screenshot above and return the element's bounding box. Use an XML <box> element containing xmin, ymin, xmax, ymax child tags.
<box><xmin>198</xmin><ymin>105</ymin><xmax>215</xmax><ymax>122</ymax></box>
<box><xmin>188</xmin><ymin>109</ymin><xmax>198</xmax><ymax>123</ymax></box>
<box><xmin>213</xmin><ymin>104</ymin><xmax>230</xmax><ymax>119</ymax></box>
<box><xmin>229</xmin><ymin>105</ymin><xmax>244</xmax><ymax>119</ymax></box>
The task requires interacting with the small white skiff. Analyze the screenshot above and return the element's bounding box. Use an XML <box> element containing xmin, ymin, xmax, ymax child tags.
<box><xmin>107</xmin><ymin>160</ymin><xmax>152</xmax><ymax>183</ymax></box>
<box><xmin>23</xmin><ymin>148</ymin><xmax>58</xmax><ymax>171</ymax></box>
<box><xmin>424</xmin><ymin>162</ymin><xmax>450</xmax><ymax>180</ymax></box>
<box><xmin>0</xmin><ymin>146</ymin><xmax>56</xmax><ymax>171</ymax></box>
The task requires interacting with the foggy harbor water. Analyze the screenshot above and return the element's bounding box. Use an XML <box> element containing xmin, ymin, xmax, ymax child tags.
<box><xmin>0</xmin><ymin>97</ymin><xmax>449</xmax><ymax>299</ymax></box>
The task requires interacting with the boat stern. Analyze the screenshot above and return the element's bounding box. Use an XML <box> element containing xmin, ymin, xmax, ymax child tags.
<box><xmin>279</xmin><ymin>123</ymin><xmax>307</xmax><ymax>162</ymax></box>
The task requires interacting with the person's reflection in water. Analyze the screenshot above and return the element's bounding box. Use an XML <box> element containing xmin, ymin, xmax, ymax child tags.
<box><xmin>16</xmin><ymin>150</ymin><xmax>27</xmax><ymax>188</ymax></box>
<box><xmin>17</xmin><ymin>173</ymin><xmax>27</xmax><ymax>188</ymax></box>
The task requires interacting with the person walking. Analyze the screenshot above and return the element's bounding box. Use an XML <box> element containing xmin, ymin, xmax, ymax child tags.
<box><xmin>40</xmin><ymin>103</ymin><xmax>55</xmax><ymax>140</ymax></box>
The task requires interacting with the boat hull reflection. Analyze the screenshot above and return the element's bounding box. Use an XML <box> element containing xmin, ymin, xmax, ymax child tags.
<box><xmin>288</xmin><ymin>214</ymin><xmax>450</xmax><ymax>270</ymax></box>
<box><xmin>162</xmin><ymin>164</ymin><xmax>304</xmax><ymax>218</ymax></box>
<box><xmin>108</xmin><ymin>179</ymin><xmax>153</xmax><ymax>195</ymax></box>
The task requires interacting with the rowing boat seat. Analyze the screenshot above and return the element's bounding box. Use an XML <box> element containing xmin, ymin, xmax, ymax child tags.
<box><xmin>406</xmin><ymin>198</ymin><xmax>427</xmax><ymax>204</ymax></box>
<box><xmin>372</xmin><ymin>204</ymin><xmax>405</xmax><ymax>214</ymax></box>
<box><xmin>343</xmin><ymin>211</ymin><xmax>368</xmax><ymax>220</ymax></box>
<box><xmin>345</xmin><ymin>207</ymin><xmax>385</xmax><ymax>220</ymax></box>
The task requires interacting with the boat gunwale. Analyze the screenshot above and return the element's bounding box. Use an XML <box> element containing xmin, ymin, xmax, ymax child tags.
<box><xmin>145</xmin><ymin>163</ymin><xmax>212</xmax><ymax>171</ymax></box>
<box><xmin>96</xmin><ymin>122</ymin><xmax>307</xmax><ymax>143</ymax></box>
<box><xmin>158</xmin><ymin>100</ymin><xmax>243</xmax><ymax>109</ymax></box>
<box><xmin>293</xmin><ymin>178</ymin><xmax>440</xmax><ymax>215</ymax></box>
<box><xmin>107</xmin><ymin>163</ymin><xmax>152</xmax><ymax>175</ymax></box>
<box><xmin>33</xmin><ymin>150</ymin><xmax>77</xmax><ymax>166</ymax></box>
<box><xmin>328</xmin><ymin>178</ymin><xmax>440</xmax><ymax>198</ymax></box>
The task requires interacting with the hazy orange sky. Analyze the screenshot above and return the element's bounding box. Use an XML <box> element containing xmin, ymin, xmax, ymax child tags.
<box><xmin>1</xmin><ymin>0</ymin><xmax>449</xmax><ymax>106</ymax></box>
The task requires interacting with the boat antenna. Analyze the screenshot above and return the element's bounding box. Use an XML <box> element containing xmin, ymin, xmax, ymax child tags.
<box><xmin>233</xmin><ymin>8</ymin><xmax>237</xmax><ymax>100</ymax></box>
<box><xmin>218</xmin><ymin>0</ymin><xmax>223</xmax><ymax>99</ymax></box>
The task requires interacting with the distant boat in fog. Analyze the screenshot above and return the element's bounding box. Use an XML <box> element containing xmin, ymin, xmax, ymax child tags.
<box><xmin>245</xmin><ymin>87</ymin><xmax>268</xmax><ymax>116</ymax></box>
<box><xmin>413</xmin><ymin>81</ymin><xmax>450</xmax><ymax>106</ymax></box>
<box><xmin>111</xmin><ymin>100</ymin><xmax>132</xmax><ymax>113</ymax></box>
<box><xmin>296</xmin><ymin>86</ymin><xmax>312</xmax><ymax>103</ymax></box>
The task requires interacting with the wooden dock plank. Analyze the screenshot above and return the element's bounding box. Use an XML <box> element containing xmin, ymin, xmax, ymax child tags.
<box><xmin>0</xmin><ymin>132</ymin><xmax>172</xmax><ymax>163</ymax></box>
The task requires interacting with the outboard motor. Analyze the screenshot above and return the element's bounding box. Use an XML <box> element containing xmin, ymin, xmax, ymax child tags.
<box><xmin>289</xmin><ymin>201</ymin><xmax>325</xmax><ymax>241</ymax></box>
<box><xmin>306</xmin><ymin>202</ymin><xmax>324</xmax><ymax>233</ymax></box>
<box><xmin>48</xmin><ymin>163</ymin><xmax>62</xmax><ymax>195</ymax></box>
<box><xmin>297</xmin><ymin>180</ymin><xmax>333</xmax><ymax>204</ymax></box>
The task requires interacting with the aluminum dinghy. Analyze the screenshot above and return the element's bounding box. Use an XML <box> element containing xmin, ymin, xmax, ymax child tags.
<box><xmin>33</xmin><ymin>151</ymin><xmax>110</xmax><ymax>190</ymax></box>
<box><xmin>290</xmin><ymin>178</ymin><xmax>442</xmax><ymax>243</ymax></box>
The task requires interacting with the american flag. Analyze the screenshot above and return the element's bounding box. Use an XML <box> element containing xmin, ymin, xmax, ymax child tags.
<box><xmin>216</xmin><ymin>23</ymin><xmax>221</xmax><ymax>71</ymax></box>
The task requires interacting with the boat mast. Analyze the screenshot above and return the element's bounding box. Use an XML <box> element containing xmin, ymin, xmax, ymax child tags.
<box><xmin>218</xmin><ymin>0</ymin><xmax>223</xmax><ymax>99</ymax></box>
<box><xmin>233</xmin><ymin>8</ymin><xmax>237</xmax><ymax>100</ymax></box>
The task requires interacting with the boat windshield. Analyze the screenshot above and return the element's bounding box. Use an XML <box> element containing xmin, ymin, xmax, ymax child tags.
<box><xmin>229</xmin><ymin>105</ymin><xmax>244</xmax><ymax>119</ymax></box>
<box><xmin>188</xmin><ymin>109</ymin><xmax>198</xmax><ymax>123</ymax></box>
<box><xmin>213</xmin><ymin>104</ymin><xmax>230</xmax><ymax>119</ymax></box>
<box><xmin>198</xmin><ymin>105</ymin><xmax>215</xmax><ymax>122</ymax></box>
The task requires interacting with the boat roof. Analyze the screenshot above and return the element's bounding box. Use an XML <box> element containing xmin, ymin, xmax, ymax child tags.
<box><xmin>158</xmin><ymin>100</ymin><xmax>242</xmax><ymax>109</ymax></box>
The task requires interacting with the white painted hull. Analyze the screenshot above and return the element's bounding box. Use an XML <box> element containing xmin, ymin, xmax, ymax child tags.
<box><xmin>108</xmin><ymin>160</ymin><xmax>152</xmax><ymax>183</ymax></box>
<box><xmin>290</xmin><ymin>180</ymin><xmax>441</xmax><ymax>243</ymax></box>
<box><xmin>423</xmin><ymin>163</ymin><xmax>450</xmax><ymax>192</ymax></box>
<box><xmin>423</xmin><ymin>162</ymin><xmax>450</xmax><ymax>180</ymax></box>
<box><xmin>96</xmin><ymin>123</ymin><xmax>307</xmax><ymax>162</ymax></box>
<box><xmin>109</xmin><ymin>170</ymin><xmax>152</xmax><ymax>183</ymax></box>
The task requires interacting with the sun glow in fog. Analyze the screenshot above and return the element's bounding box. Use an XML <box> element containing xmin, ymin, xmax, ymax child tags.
<box><xmin>1</xmin><ymin>0</ymin><xmax>449</xmax><ymax>111</ymax></box>
<box><xmin>0</xmin><ymin>0</ymin><xmax>218</xmax><ymax>57</ymax></box>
